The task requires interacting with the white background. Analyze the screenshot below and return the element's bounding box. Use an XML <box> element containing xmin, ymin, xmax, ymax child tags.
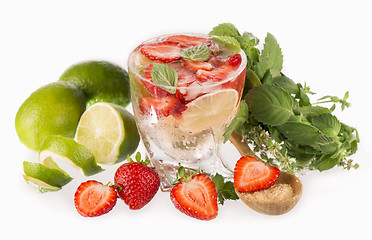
<box><xmin>2</xmin><ymin>0</ymin><xmax>371</xmax><ymax>239</ymax></box>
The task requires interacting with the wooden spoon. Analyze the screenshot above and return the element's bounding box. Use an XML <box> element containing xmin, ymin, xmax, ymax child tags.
<box><xmin>229</xmin><ymin>131</ymin><xmax>303</xmax><ymax>215</ymax></box>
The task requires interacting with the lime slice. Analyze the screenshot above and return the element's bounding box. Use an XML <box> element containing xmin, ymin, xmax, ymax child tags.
<box><xmin>23</xmin><ymin>175</ymin><xmax>61</xmax><ymax>193</ymax></box>
<box><xmin>23</xmin><ymin>160</ymin><xmax>73</xmax><ymax>193</ymax></box>
<box><xmin>39</xmin><ymin>135</ymin><xmax>104</xmax><ymax>176</ymax></box>
<box><xmin>75</xmin><ymin>102</ymin><xmax>140</xmax><ymax>165</ymax></box>
<box><xmin>59</xmin><ymin>61</ymin><xmax>131</xmax><ymax>108</ymax></box>
<box><xmin>15</xmin><ymin>82</ymin><xmax>86</xmax><ymax>151</ymax></box>
<box><xmin>180</xmin><ymin>89</ymin><xmax>239</xmax><ymax>132</ymax></box>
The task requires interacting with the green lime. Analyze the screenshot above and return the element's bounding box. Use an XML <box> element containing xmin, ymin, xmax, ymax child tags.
<box><xmin>15</xmin><ymin>82</ymin><xmax>86</xmax><ymax>151</ymax></box>
<box><xmin>23</xmin><ymin>160</ymin><xmax>73</xmax><ymax>193</ymax></box>
<box><xmin>75</xmin><ymin>102</ymin><xmax>139</xmax><ymax>165</ymax></box>
<box><xmin>39</xmin><ymin>135</ymin><xmax>104</xmax><ymax>176</ymax></box>
<box><xmin>59</xmin><ymin>60</ymin><xmax>131</xmax><ymax>108</ymax></box>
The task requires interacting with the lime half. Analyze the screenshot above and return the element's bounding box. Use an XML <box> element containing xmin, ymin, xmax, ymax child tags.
<box><xmin>180</xmin><ymin>89</ymin><xmax>239</xmax><ymax>132</ymax></box>
<box><xmin>39</xmin><ymin>135</ymin><xmax>104</xmax><ymax>176</ymax></box>
<box><xmin>75</xmin><ymin>102</ymin><xmax>139</xmax><ymax>165</ymax></box>
<box><xmin>23</xmin><ymin>160</ymin><xmax>72</xmax><ymax>193</ymax></box>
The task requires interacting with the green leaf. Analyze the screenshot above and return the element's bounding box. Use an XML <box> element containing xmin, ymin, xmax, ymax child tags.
<box><xmin>273</xmin><ymin>75</ymin><xmax>299</xmax><ymax>95</ymax></box>
<box><xmin>245</xmin><ymin>85</ymin><xmax>294</xmax><ymax>126</ymax></box>
<box><xmin>209</xmin><ymin>23</ymin><xmax>240</xmax><ymax>37</ymax></box>
<box><xmin>297</xmin><ymin>106</ymin><xmax>331</xmax><ymax>116</ymax></box>
<box><xmin>211</xmin><ymin>173</ymin><xmax>238</xmax><ymax>205</ymax></box>
<box><xmin>244</xmin><ymin>69</ymin><xmax>261</xmax><ymax>91</ymax></box>
<box><xmin>253</xmin><ymin>33</ymin><xmax>283</xmax><ymax>79</ymax></box>
<box><xmin>211</xmin><ymin>36</ymin><xmax>241</xmax><ymax>56</ymax></box>
<box><xmin>278</xmin><ymin>118</ymin><xmax>321</xmax><ymax>145</ymax></box>
<box><xmin>181</xmin><ymin>44</ymin><xmax>211</xmax><ymax>61</ymax></box>
<box><xmin>312</xmin><ymin>114</ymin><xmax>341</xmax><ymax>138</ymax></box>
<box><xmin>223</xmin><ymin>100</ymin><xmax>249</xmax><ymax>142</ymax></box>
<box><xmin>151</xmin><ymin>63</ymin><xmax>178</xmax><ymax>94</ymax></box>
<box><xmin>314</xmin><ymin>154</ymin><xmax>339</xmax><ymax>171</ymax></box>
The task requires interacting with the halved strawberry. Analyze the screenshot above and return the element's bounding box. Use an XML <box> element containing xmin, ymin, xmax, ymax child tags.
<box><xmin>170</xmin><ymin>171</ymin><xmax>218</xmax><ymax>221</ymax></box>
<box><xmin>140</xmin><ymin>41</ymin><xmax>182</xmax><ymax>63</ymax></box>
<box><xmin>182</xmin><ymin>58</ymin><xmax>213</xmax><ymax>73</ymax></box>
<box><xmin>196</xmin><ymin>54</ymin><xmax>242</xmax><ymax>82</ymax></box>
<box><xmin>165</xmin><ymin>35</ymin><xmax>211</xmax><ymax>47</ymax></box>
<box><xmin>233</xmin><ymin>156</ymin><xmax>280</xmax><ymax>192</ymax></box>
<box><xmin>139</xmin><ymin>95</ymin><xmax>179</xmax><ymax>117</ymax></box>
<box><xmin>74</xmin><ymin>180</ymin><xmax>117</xmax><ymax>217</ymax></box>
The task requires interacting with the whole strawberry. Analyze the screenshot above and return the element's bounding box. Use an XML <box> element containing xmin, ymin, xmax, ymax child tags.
<box><xmin>114</xmin><ymin>153</ymin><xmax>160</xmax><ymax>210</ymax></box>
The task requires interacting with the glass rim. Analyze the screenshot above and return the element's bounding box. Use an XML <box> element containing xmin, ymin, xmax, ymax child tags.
<box><xmin>127</xmin><ymin>33</ymin><xmax>247</xmax><ymax>90</ymax></box>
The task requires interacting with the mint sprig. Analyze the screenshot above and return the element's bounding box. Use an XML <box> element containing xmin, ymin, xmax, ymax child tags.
<box><xmin>214</xmin><ymin>23</ymin><xmax>360</xmax><ymax>173</ymax></box>
<box><xmin>151</xmin><ymin>63</ymin><xmax>178</xmax><ymax>94</ymax></box>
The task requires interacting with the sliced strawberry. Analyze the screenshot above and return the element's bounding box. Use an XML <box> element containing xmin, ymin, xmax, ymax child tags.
<box><xmin>182</xmin><ymin>59</ymin><xmax>213</xmax><ymax>73</ymax></box>
<box><xmin>74</xmin><ymin>180</ymin><xmax>117</xmax><ymax>217</ymax></box>
<box><xmin>142</xmin><ymin>63</ymin><xmax>173</xmax><ymax>97</ymax></box>
<box><xmin>167</xmin><ymin>62</ymin><xmax>197</xmax><ymax>86</ymax></box>
<box><xmin>233</xmin><ymin>156</ymin><xmax>280</xmax><ymax>192</ymax></box>
<box><xmin>170</xmin><ymin>173</ymin><xmax>218</xmax><ymax>220</ymax></box>
<box><xmin>196</xmin><ymin>54</ymin><xmax>242</xmax><ymax>82</ymax></box>
<box><xmin>139</xmin><ymin>95</ymin><xmax>179</xmax><ymax>117</ymax></box>
<box><xmin>226</xmin><ymin>53</ymin><xmax>242</xmax><ymax>67</ymax></box>
<box><xmin>165</xmin><ymin>35</ymin><xmax>211</xmax><ymax>47</ymax></box>
<box><xmin>140</xmin><ymin>41</ymin><xmax>182</xmax><ymax>63</ymax></box>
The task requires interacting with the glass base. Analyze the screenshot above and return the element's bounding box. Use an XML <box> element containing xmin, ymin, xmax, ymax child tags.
<box><xmin>148</xmin><ymin>148</ymin><xmax>233</xmax><ymax>191</ymax></box>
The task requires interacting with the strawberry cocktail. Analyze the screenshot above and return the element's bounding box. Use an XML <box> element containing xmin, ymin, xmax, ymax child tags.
<box><xmin>128</xmin><ymin>34</ymin><xmax>246</xmax><ymax>190</ymax></box>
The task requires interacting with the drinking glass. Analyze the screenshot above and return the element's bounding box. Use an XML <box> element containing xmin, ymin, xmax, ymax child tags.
<box><xmin>128</xmin><ymin>34</ymin><xmax>246</xmax><ymax>190</ymax></box>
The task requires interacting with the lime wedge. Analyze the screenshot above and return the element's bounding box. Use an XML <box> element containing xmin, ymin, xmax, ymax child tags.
<box><xmin>75</xmin><ymin>102</ymin><xmax>139</xmax><ymax>165</ymax></box>
<box><xmin>23</xmin><ymin>175</ymin><xmax>62</xmax><ymax>193</ymax></box>
<box><xmin>39</xmin><ymin>135</ymin><xmax>104</xmax><ymax>176</ymax></box>
<box><xmin>23</xmin><ymin>160</ymin><xmax>73</xmax><ymax>193</ymax></box>
<box><xmin>180</xmin><ymin>89</ymin><xmax>239</xmax><ymax>132</ymax></box>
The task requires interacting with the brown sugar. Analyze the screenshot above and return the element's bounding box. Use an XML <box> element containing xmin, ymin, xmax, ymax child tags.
<box><xmin>244</xmin><ymin>183</ymin><xmax>294</xmax><ymax>203</ymax></box>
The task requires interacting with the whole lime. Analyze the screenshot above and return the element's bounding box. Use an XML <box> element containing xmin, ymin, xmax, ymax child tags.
<box><xmin>15</xmin><ymin>82</ymin><xmax>86</xmax><ymax>151</ymax></box>
<box><xmin>59</xmin><ymin>61</ymin><xmax>131</xmax><ymax>108</ymax></box>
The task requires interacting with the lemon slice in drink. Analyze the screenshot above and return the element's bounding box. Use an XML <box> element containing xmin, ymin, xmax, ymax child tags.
<box><xmin>75</xmin><ymin>102</ymin><xmax>139</xmax><ymax>165</ymax></box>
<box><xmin>180</xmin><ymin>89</ymin><xmax>239</xmax><ymax>133</ymax></box>
<box><xmin>23</xmin><ymin>159</ymin><xmax>73</xmax><ymax>193</ymax></box>
<box><xmin>39</xmin><ymin>135</ymin><xmax>104</xmax><ymax>176</ymax></box>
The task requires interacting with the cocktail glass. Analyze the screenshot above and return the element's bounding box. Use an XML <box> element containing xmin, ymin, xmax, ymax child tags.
<box><xmin>128</xmin><ymin>34</ymin><xmax>246</xmax><ymax>190</ymax></box>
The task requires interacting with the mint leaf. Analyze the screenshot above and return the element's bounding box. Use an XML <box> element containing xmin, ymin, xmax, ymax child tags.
<box><xmin>273</xmin><ymin>75</ymin><xmax>299</xmax><ymax>95</ymax></box>
<box><xmin>312</xmin><ymin>114</ymin><xmax>341</xmax><ymax>138</ymax></box>
<box><xmin>314</xmin><ymin>154</ymin><xmax>339</xmax><ymax>171</ymax></box>
<box><xmin>253</xmin><ymin>33</ymin><xmax>283</xmax><ymax>79</ymax></box>
<box><xmin>151</xmin><ymin>63</ymin><xmax>178</xmax><ymax>94</ymax></box>
<box><xmin>278</xmin><ymin>118</ymin><xmax>321</xmax><ymax>145</ymax></box>
<box><xmin>211</xmin><ymin>36</ymin><xmax>241</xmax><ymax>56</ymax></box>
<box><xmin>296</xmin><ymin>106</ymin><xmax>331</xmax><ymax>116</ymax></box>
<box><xmin>181</xmin><ymin>44</ymin><xmax>211</xmax><ymax>61</ymax></box>
<box><xmin>209</xmin><ymin>23</ymin><xmax>240</xmax><ymax>37</ymax></box>
<box><xmin>245</xmin><ymin>85</ymin><xmax>294</xmax><ymax>126</ymax></box>
<box><xmin>223</xmin><ymin>100</ymin><xmax>249</xmax><ymax>143</ymax></box>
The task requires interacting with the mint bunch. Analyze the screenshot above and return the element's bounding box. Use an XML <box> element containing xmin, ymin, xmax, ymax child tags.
<box><xmin>212</xmin><ymin>23</ymin><xmax>360</xmax><ymax>173</ymax></box>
